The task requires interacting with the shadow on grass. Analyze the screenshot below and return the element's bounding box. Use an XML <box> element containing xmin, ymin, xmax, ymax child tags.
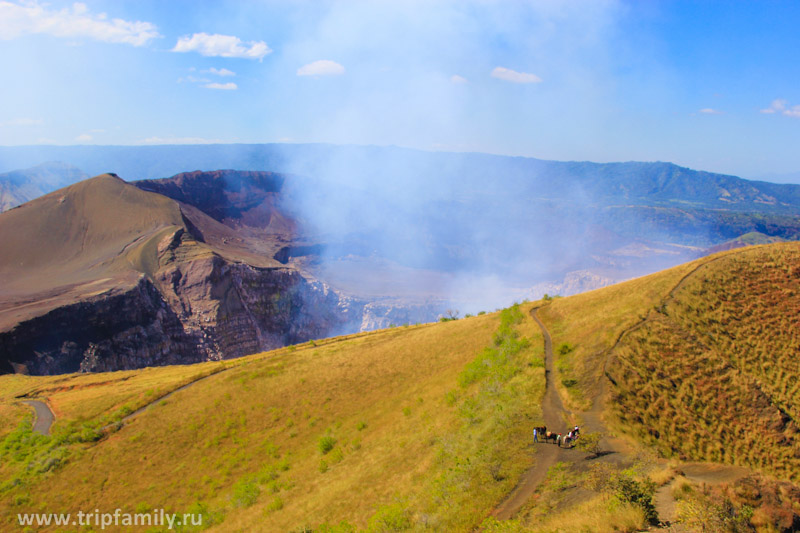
<box><xmin>584</xmin><ymin>450</ymin><xmax>618</xmax><ymax>460</ymax></box>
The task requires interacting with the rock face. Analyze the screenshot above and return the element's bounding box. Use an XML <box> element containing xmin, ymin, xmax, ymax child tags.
<box><xmin>0</xmin><ymin>277</ymin><xmax>195</xmax><ymax>374</ymax></box>
<box><xmin>0</xmin><ymin>257</ymin><xmax>362</xmax><ymax>375</ymax></box>
<box><xmin>0</xmin><ymin>173</ymin><xmax>365</xmax><ymax>375</ymax></box>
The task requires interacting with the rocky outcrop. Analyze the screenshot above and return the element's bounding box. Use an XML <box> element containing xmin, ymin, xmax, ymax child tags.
<box><xmin>0</xmin><ymin>277</ymin><xmax>196</xmax><ymax>374</ymax></box>
<box><xmin>0</xmin><ymin>256</ymin><xmax>366</xmax><ymax>375</ymax></box>
<box><xmin>357</xmin><ymin>301</ymin><xmax>446</xmax><ymax>330</ymax></box>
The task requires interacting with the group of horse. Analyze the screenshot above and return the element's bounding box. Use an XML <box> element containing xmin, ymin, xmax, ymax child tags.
<box><xmin>533</xmin><ymin>425</ymin><xmax>579</xmax><ymax>448</ymax></box>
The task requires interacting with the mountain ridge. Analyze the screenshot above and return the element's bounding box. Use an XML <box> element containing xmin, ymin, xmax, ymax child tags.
<box><xmin>0</xmin><ymin>173</ymin><xmax>369</xmax><ymax>374</ymax></box>
<box><xmin>3</xmin><ymin>144</ymin><xmax>800</xmax><ymax>213</ymax></box>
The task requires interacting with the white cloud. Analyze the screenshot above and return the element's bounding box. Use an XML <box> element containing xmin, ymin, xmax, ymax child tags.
<box><xmin>785</xmin><ymin>105</ymin><xmax>800</xmax><ymax>119</ymax></box>
<box><xmin>75</xmin><ymin>133</ymin><xmax>92</xmax><ymax>142</ymax></box>
<box><xmin>450</xmin><ymin>74</ymin><xmax>468</xmax><ymax>84</ymax></box>
<box><xmin>297</xmin><ymin>60</ymin><xmax>345</xmax><ymax>77</ymax></box>
<box><xmin>491</xmin><ymin>67</ymin><xmax>542</xmax><ymax>84</ymax></box>
<box><xmin>761</xmin><ymin>99</ymin><xmax>800</xmax><ymax>118</ymax></box>
<box><xmin>138</xmin><ymin>136</ymin><xmax>226</xmax><ymax>145</ymax></box>
<box><xmin>205</xmin><ymin>67</ymin><xmax>235</xmax><ymax>77</ymax></box>
<box><xmin>0</xmin><ymin>1</ymin><xmax>160</xmax><ymax>46</ymax></box>
<box><xmin>699</xmin><ymin>108</ymin><xmax>722</xmax><ymax>115</ymax></box>
<box><xmin>172</xmin><ymin>33</ymin><xmax>271</xmax><ymax>60</ymax></box>
<box><xmin>204</xmin><ymin>82</ymin><xmax>237</xmax><ymax>90</ymax></box>
<box><xmin>760</xmin><ymin>99</ymin><xmax>787</xmax><ymax>114</ymax></box>
<box><xmin>0</xmin><ymin>117</ymin><xmax>43</xmax><ymax>126</ymax></box>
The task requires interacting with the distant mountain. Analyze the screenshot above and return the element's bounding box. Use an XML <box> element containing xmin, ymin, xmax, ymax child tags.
<box><xmin>0</xmin><ymin>161</ymin><xmax>87</xmax><ymax>212</ymax></box>
<box><xmin>3</xmin><ymin>144</ymin><xmax>800</xmax><ymax>213</ymax></box>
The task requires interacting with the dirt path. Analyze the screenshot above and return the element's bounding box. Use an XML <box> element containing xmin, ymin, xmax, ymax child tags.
<box><xmin>102</xmin><ymin>368</ymin><xmax>227</xmax><ymax>432</ymax></box>
<box><xmin>22</xmin><ymin>399</ymin><xmax>55</xmax><ymax>436</ymax></box>
<box><xmin>490</xmin><ymin>308</ymin><xmax>574</xmax><ymax>520</ymax></box>
<box><xmin>491</xmin><ymin>249</ymin><xmax>761</xmax><ymax>525</ymax></box>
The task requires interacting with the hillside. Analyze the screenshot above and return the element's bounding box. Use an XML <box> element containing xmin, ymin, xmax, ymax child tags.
<box><xmin>1</xmin><ymin>243</ymin><xmax>798</xmax><ymax>531</ymax></box>
<box><xmin>536</xmin><ymin>243</ymin><xmax>800</xmax><ymax>481</ymax></box>
<box><xmin>0</xmin><ymin>309</ymin><xmax>547</xmax><ymax>531</ymax></box>
<box><xmin>0</xmin><ymin>173</ymin><xmax>366</xmax><ymax>375</ymax></box>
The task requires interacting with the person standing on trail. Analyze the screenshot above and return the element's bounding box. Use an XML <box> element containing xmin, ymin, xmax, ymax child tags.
<box><xmin>533</xmin><ymin>427</ymin><xmax>538</xmax><ymax>443</ymax></box>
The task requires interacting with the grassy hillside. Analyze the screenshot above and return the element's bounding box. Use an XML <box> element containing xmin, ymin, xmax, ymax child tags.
<box><xmin>0</xmin><ymin>307</ymin><xmax>545</xmax><ymax>531</ymax></box>
<box><xmin>2</xmin><ymin>242</ymin><xmax>800</xmax><ymax>531</ymax></box>
<box><xmin>607</xmin><ymin>244</ymin><xmax>800</xmax><ymax>480</ymax></box>
<box><xmin>537</xmin><ymin>244</ymin><xmax>800</xmax><ymax>474</ymax></box>
<box><xmin>537</xmin><ymin>244</ymin><xmax>800</xmax><ymax>479</ymax></box>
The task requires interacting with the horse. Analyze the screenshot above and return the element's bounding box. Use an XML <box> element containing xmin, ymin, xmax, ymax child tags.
<box><xmin>544</xmin><ymin>431</ymin><xmax>559</xmax><ymax>444</ymax></box>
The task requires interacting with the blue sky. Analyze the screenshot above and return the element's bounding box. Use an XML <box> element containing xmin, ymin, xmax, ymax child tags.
<box><xmin>1</xmin><ymin>0</ymin><xmax>799</xmax><ymax>180</ymax></box>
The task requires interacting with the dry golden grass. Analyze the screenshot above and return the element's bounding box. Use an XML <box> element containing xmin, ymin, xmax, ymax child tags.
<box><xmin>527</xmin><ymin>496</ymin><xmax>646</xmax><ymax>533</ymax></box>
<box><xmin>0</xmin><ymin>309</ymin><xmax>546</xmax><ymax>531</ymax></box>
<box><xmin>1</xmin><ymin>361</ymin><xmax>226</xmax><ymax>428</ymax></box>
<box><xmin>648</xmin><ymin>465</ymin><xmax>677</xmax><ymax>487</ymax></box>
<box><xmin>537</xmin><ymin>258</ymin><xmax>702</xmax><ymax>410</ymax></box>
<box><xmin>5</xmin><ymin>242</ymin><xmax>800</xmax><ymax>531</ymax></box>
<box><xmin>607</xmin><ymin>243</ymin><xmax>800</xmax><ymax>481</ymax></box>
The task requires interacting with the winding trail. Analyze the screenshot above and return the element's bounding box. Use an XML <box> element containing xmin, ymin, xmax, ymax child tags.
<box><xmin>491</xmin><ymin>308</ymin><xmax>574</xmax><ymax>520</ymax></box>
<box><xmin>102</xmin><ymin>367</ymin><xmax>228</xmax><ymax>432</ymax></box>
<box><xmin>491</xmin><ymin>248</ymin><xmax>763</xmax><ymax>524</ymax></box>
<box><xmin>22</xmin><ymin>399</ymin><xmax>55</xmax><ymax>436</ymax></box>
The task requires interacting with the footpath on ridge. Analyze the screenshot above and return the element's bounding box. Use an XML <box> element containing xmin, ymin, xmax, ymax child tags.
<box><xmin>490</xmin><ymin>308</ymin><xmax>577</xmax><ymax>520</ymax></box>
<box><xmin>490</xmin><ymin>251</ymin><xmax>757</xmax><ymax>525</ymax></box>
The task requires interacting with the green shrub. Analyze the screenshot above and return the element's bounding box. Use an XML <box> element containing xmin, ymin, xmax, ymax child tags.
<box><xmin>556</xmin><ymin>342</ymin><xmax>574</xmax><ymax>356</ymax></box>
<box><xmin>356</xmin><ymin>421</ymin><xmax>367</xmax><ymax>431</ymax></box>
<box><xmin>330</xmin><ymin>447</ymin><xmax>344</xmax><ymax>464</ymax></box>
<box><xmin>615</xmin><ymin>476</ymin><xmax>658</xmax><ymax>524</ymax></box>
<box><xmin>367</xmin><ymin>501</ymin><xmax>412</xmax><ymax>532</ymax></box>
<box><xmin>265</xmin><ymin>496</ymin><xmax>283</xmax><ymax>513</ymax></box>
<box><xmin>574</xmin><ymin>432</ymin><xmax>603</xmax><ymax>456</ymax></box>
<box><xmin>231</xmin><ymin>478</ymin><xmax>260</xmax><ymax>507</ymax></box>
<box><xmin>318</xmin><ymin>435</ymin><xmax>336</xmax><ymax>455</ymax></box>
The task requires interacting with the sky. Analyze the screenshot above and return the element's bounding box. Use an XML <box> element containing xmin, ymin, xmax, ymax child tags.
<box><xmin>1</xmin><ymin>0</ymin><xmax>800</xmax><ymax>181</ymax></box>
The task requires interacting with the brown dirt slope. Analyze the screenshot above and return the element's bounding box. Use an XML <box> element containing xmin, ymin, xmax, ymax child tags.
<box><xmin>0</xmin><ymin>173</ymin><xmax>319</xmax><ymax>375</ymax></box>
<box><xmin>0</xmin><ymin>174</ymin><xmax>187</xmax><ymax>327</ymax></box>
